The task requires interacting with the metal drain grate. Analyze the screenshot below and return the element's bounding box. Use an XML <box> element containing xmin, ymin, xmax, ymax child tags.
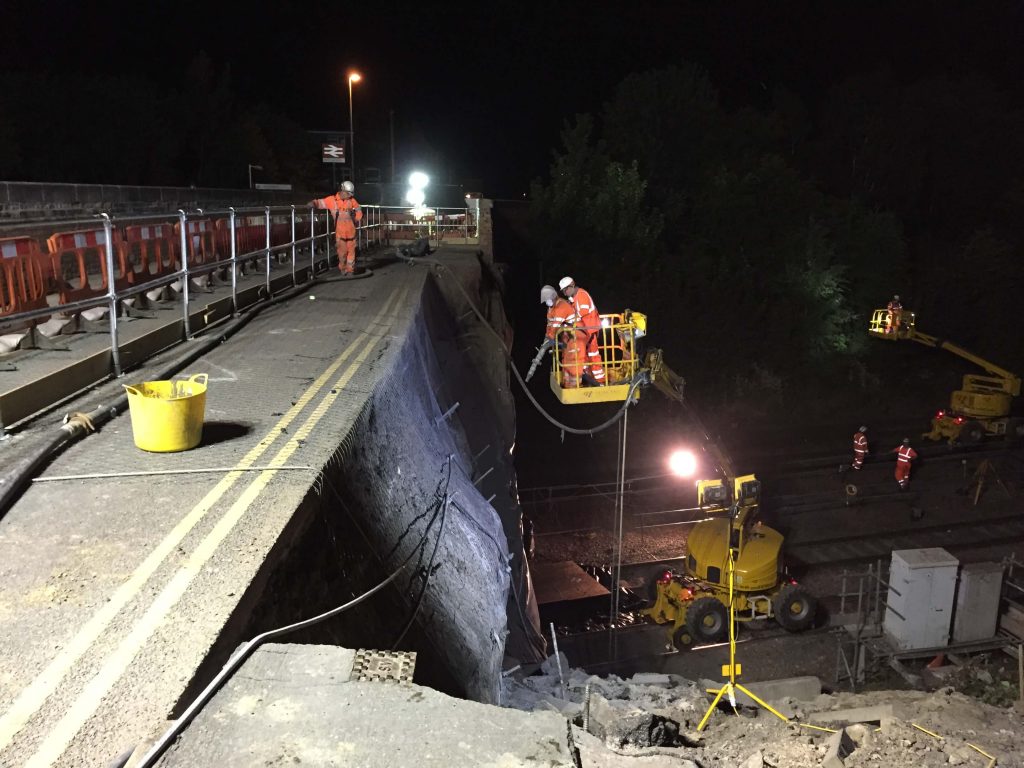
<box><xmin>351</xmin><ymin>649</ymin><xmax>417</xmax><ymax>683</ymax></box>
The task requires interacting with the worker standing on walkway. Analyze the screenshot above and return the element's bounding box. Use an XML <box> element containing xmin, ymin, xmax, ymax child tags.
<box><xmin>559</xmin><ymin>276</ymin><xmax>605</xmax><ymax>384</ymax></box>
<box><xmin>310</xmin><ymin>181</ymin><xmax>363</xmax><ymax>275</ymax></box>
<box><xmin>851</xmin><ymin>426</ymin><xmax>869</xmax><ymax>471</ymax></box>
<box><xmin>886</xmin><ymin>294</ymin><xmax>903</xmax><ymax>335</ymax></box>
<box><xmin>892</xmin><ymin>438</ymin><xmax>918</xmax><ymax>489</ymax></box>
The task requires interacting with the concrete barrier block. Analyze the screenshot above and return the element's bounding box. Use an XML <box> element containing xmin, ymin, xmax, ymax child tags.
<box><xmin>700</xmin><ymin>676</ymin><xmax>821</xmax><ymax>708</ymax></box>
<box><xmin>809</xmin><ymin>704</ymin><xmax>894</xmax><ymax>726</ymax></box>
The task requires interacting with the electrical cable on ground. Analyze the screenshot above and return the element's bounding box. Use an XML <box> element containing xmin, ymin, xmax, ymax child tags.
<box><xmin>391</xmin><ymin>455</ymin><xmax>454</xmax><ymax>648</ymax></box>
<box><xmin>0</xmin><ymin>264</ymin><xmax>339</xmax><ymax>514</ymax></box>
<box><xmin>399</xmin><ymin>254</ymin><xmax>644</xmax><ymax>436</ymax></box>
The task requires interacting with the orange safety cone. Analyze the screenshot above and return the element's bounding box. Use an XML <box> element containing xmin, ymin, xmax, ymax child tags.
<box><xmin>926</xmin><ymin>653</ymin><xmax>946</xmax><ymax>669</ymax></box>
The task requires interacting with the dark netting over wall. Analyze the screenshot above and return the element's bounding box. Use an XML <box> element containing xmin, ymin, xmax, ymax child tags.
<box><xmin>331</xmin><ymin>264</ymin><xmax>544</xmax><ymax>703</ymax></box>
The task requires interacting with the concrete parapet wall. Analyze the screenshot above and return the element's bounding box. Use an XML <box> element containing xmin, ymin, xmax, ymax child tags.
<box><xmin>0</xmin><ymin>180</ymin><xmax>300</xmax><ymax>219</ymax></box>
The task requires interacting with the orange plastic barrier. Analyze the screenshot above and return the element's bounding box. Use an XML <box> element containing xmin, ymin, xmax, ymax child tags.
<box><xmin>121</xmin><ymin>223</ymin><xmax>178</xmax><ymax>284</ymax></box>
<box><xmin>47</xmin><ymin>228</ymin><xmax>129</xmax><ymax>305</ymax></box>
<box><xmin>0</xmin><ymin>253</ymin><xmax>49</xmax><ymax>319</ymax></box>
<box><xmin>174</xmin><ymin>218</ymin><xmax>217</xmax><ymax>268</ymax></box>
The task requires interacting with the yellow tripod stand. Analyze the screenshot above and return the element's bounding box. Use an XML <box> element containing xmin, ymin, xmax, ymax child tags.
<box><xmin>697</xmin><ymin>544</ymin><xmax>790</xmax><ymax>730</ymax></box>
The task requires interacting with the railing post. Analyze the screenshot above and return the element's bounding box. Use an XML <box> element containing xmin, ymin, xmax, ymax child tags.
<box><xmin>229</xmin><ymin>207</ymin><xmax>238</xmax><ymax>316</ymax></box>
<box><xmin>100</xmin><ymin>213</ymin><xmax>122</xmax><ymax>377</ymax></box>
<box><xmin>309</xmin><ymin>207</ymin><xmax>316</xmax><ymax>279</ymax></box>
<box><xmin>177</xmin><ymin>209</ymin><xmax>192</xmax><ymax>340</ymax></box>
<box><xmin>325</xmin><ymin>208</ymin><xmax>333</xmax><ymax>270</ymax></box>
<box><xmin>290</xmin><ymin>205</ymin><xmax>297</xmax><ymax>287</ymax></box>
<box><xmin>264</xmin><ymin>206</ymin><xmax>271</xmax><ymax>298</ymax></box>
<box><xmin>464</xmin><ymin>207</ymin><xmax>469</xmax><ymax>241</ymax></box>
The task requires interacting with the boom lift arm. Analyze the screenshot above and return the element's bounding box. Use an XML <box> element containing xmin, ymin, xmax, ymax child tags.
<box><xmin>868</xmin><ymin>308</ymin><xmax>1023</xmax><ymax>442</ymax></box>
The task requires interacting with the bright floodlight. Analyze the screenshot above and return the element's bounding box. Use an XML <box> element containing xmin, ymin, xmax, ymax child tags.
<box><xmin>408</xmin><ymin>171</ymin><xmax>429</xmax><ymax>189</ymax></box>
<box><xmin>348</xmin><ymin>72</ymin><xmax>362</xmax><ymax>83</ymax></box>
<box><xmin>406</xmin><ymin>188</ymin><xmax>426</xmax><ymax>206</ymax></box>
<box><xmin>668</xmin><ymin>449</ymin><xmax>697</xmax><ymax>478</ymax></box>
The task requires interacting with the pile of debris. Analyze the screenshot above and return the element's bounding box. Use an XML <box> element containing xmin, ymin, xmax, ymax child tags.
<box><xmin>502</xmin><ymin>654</ymin><xmax>1024</xmax><ymax>767</ymax></box>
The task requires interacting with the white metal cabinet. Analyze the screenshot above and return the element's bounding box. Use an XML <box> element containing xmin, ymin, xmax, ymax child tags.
<box><xmin>952</xmin><ymin>561</ymin><xmax>1004</xmax><ymax>643</ymax></box>
<box><xmin>884</xmin><ymin>548</ymin><xmax>959</xmax><ymax>651</ymax></box>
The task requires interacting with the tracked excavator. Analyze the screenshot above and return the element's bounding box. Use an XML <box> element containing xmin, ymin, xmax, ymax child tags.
<box><xmin>868</xmin><ymin>309</ymin><xmax>1024</xmax><ymax>444</ymax></box>
<box><xmin>526</xmin><ymin>310</ymin><xmax>817</xmax><ymax>649</ymax></box>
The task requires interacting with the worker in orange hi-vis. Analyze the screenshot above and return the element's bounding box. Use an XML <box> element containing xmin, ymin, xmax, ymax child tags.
<box><xmin>886</xmin><ymin>294</ymin><xmax>903</xmax><ymax>335</ymax></box>
<box><xmin>559</xmin><ymin>276</ymin><xmax>605</xmax><ymax>384</ymax></box>
<box><xmin>851</xmin><ymin>425</ymin><xmax>869</xmax><ymax>471</ymax></box>
<box><xmin>541</xmin><ymin>284</ymin><xmax>577</xmax><ymax>341</ymax></box>
<box><xmin>558</xmin><ymin>329</ymin><xmax>590</xmax><ymax>389</ymax></box>
<box><xmin>892</xmin><ymin>438</ymin><xmax>918</xmax><ymax>489</ymax></box>
<box><xmin>310</xmin><ymin>180</ymin><xmax>363</xmax><ymax>275</ymax></box>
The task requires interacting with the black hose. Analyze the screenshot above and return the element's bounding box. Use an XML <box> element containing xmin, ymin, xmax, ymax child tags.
<box><xmin>0</xmin><ymin>274</ymin><xmax>330</xmax><ymax>514</ymax></box>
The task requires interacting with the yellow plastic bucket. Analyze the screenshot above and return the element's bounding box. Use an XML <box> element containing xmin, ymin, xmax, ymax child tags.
<box><xmin>124</xmin><ymin>373</ymin><xmax>208</xmax><ymax>452</ymax></box>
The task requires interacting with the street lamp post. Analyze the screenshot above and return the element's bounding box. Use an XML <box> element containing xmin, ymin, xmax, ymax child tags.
<box><xmin>347</xmin><ymin>72</ymin><xmax>361</xmax><ymax>182</ymax></box>
<box><xmin>248</xmin><ymin>164</ymin><xmax>263</xmax><ymax>190</ymax></box>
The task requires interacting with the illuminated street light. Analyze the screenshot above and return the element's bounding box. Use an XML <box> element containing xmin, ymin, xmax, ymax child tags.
<box><xmin>668</xmin><ymin>449</ymin><xmax>697</xmax><ymax>478</ymax></box>
<box><xmin>347</xmin><ymin>71</ymin><xmax>362</xmax><ymax>180</ymax></box>
<box><xmin>408</xmin><ymin>171</ymin><xmax>429</xmax><ymax>189</ymax></box>
<box><xmin>405</xmin><ymin>188</ymin><xmax>426</xmax><ymax>206</ymax></box>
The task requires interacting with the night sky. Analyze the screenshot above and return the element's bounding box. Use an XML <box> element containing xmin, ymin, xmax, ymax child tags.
<box><xmin>3</xmin><ymin>1</ymin><xmax>1023</xmax><ymax>196</ymax></box>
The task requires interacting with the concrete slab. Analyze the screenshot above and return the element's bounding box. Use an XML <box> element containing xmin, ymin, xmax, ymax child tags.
<box><xmin>532</xmin><ymin>560</ymin><xmax>610</xmax><ymax>604</ymax></box>
<box><xmin>155</xmin><ymin>643</ymin><xmax>577</xmax><ymax>768</ymax></box>
<box><xmin>809</xmin><ymin>704</ymin><xmax>894</xmax><ymax>726</ymax></box>
<box><xmin>699</xmin><ymin>676</ymin><xmax>821</xmax><ymax>710</ymax></box>
<box><xmin>821</xmin><ymin>727</ymin><xmax>855</xmax><ymax>768</ymax></box>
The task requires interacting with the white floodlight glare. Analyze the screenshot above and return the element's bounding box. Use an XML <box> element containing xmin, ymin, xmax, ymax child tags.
<box><xmin>408</xmin><ymin>171</ymin><xmax>429</xmax><ymax>189</ymax></box>
<box><xmin>405</xmin><ymin>188</ymin><xmax>426</xmax><ymax>206</ymax></box>
<box><xmin>668</xmin><ymin>449</ymin><xmax>697</xmax><ymax>478</ymax></box>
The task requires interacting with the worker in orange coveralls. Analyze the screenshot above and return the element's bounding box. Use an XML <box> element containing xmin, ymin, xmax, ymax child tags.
<box><xmin>310</xmin><ymin>180</ymin><xmax>363</xmax><ymax>275</ymax></box>
<box><xmin>886</xmin><ymin>294</ymin><xmax>903</xmax><ymax>335</ymax></box>
<box><xmin>558</xmin><ymin>328</ymin><xmax>590</xmax><ymax>389</ymax></box>
<box><xmin>558</xmin><ymin>276</ymin><xmax>605</xmax><ymax>383</ymax></box>
<box><xmin>541</xmin><ymin>284</ymin><xmax>577</xmax><ymax>341</ymax></box>
<box><xmin>851</xmin><ymin>426</ymin><xmax>869</xmax><ymax>471</ymax></box>
<box><xmin>893</xmin><ymin>438</ymin><xmax>918</xmax><ymax>489</ymax></box>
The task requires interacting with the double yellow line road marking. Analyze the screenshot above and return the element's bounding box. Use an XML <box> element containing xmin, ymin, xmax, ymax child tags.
<box><xmin>0</xmin><ymin>285</ymin><xmax>406</xmax><ymax>766</ymax></box>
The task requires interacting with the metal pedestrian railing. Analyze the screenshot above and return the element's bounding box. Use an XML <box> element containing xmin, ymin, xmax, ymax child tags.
<box><xmin>0</xmin><ymin>203</ymin><xmax>477</xmax><ymax>380</ymax></box>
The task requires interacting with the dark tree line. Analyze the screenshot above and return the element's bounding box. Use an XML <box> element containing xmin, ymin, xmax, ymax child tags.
<box><xmin>0</xmin><ymin>54</ymin><xmax>319</xmax><ymax>190</ymax></box>
<box><xmin>529</xmin><ymin>64</ymin><xmax>1024</xmax><ymax>410</ymax></box>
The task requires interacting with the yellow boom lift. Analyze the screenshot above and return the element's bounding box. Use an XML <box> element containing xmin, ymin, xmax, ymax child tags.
<box><xmin>868</xmin><ymin>309</ymin><xmax>1024</xmax><ymax>444</ymax></box>
<box><xmin>529</xmin><ymin>310</ymin><xmax>817</xmax><ymax>649</ymax></box>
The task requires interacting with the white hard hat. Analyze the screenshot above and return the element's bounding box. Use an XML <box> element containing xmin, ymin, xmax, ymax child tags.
<box><xmin>859</xmin><ymin>426</ymin><xmax>867</xmax><ymax>433</ymax></box>
<box><xmin>540</xmin><ymin>285</ymin><xmax>558</xmax><ymax>305</ymax></box>
<box><xmin>340</xmin><ymin>180</ymin><xmax>355</xmax><ymax>193</ymax></box>
<box><xmin>558</xmin><ymin>276</ymin><xmax>574</xmax><ymax>291</ymax></box>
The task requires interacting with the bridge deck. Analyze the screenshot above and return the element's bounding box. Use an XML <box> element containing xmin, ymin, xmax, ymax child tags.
<box><xmin>0</xmin><ymin>251</ymin><xmax>479</xmax><ymax>767</ymax></box>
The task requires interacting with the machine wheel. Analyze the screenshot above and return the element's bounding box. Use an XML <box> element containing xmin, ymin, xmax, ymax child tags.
<box><xmin>959</xmin><ymin>420</ymin><xmax>985</xmax><ymax>445</ymax></box>
<box><xmin>773</xmin><ymin>585</ymin><xmax>817</xmax><ymax>632</ymax></box>
<box><xmin>671</xmin><ymin>625</ymin><xmax>694</xmax><ymax>651</ymax></box>
<box><xmin>685</xmin><ymin>597</ymin><xmax>728</xmax><ymax>644</ymax></box>
<box><xmin>1006</xmin><ymin>418</ymin><xmax>1024</xmax><ymax>443</ymax></box>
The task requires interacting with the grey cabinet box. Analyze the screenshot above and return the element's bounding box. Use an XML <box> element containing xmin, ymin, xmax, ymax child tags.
<box><xmin>884</xmin><ymin>548</ymin><xmax>959</xmax><ymax>651</ymax></box>
<box><xmin>952</xmin><ymin>562</ymin><xmax>1004</xmax><ymax>643</ymax></box>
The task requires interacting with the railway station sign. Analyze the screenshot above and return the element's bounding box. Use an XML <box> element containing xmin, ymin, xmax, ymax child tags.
<box><xmin>322</xmin><ymin>143</ymin><xmax>347</xmax><ymax>164</ymax></box>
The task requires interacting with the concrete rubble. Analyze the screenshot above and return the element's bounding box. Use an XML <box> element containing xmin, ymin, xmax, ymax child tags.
<box><xmin>501</xmin><ymin>655</ymin><xmax>1024</xmax><ymax>767</ymax></box>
